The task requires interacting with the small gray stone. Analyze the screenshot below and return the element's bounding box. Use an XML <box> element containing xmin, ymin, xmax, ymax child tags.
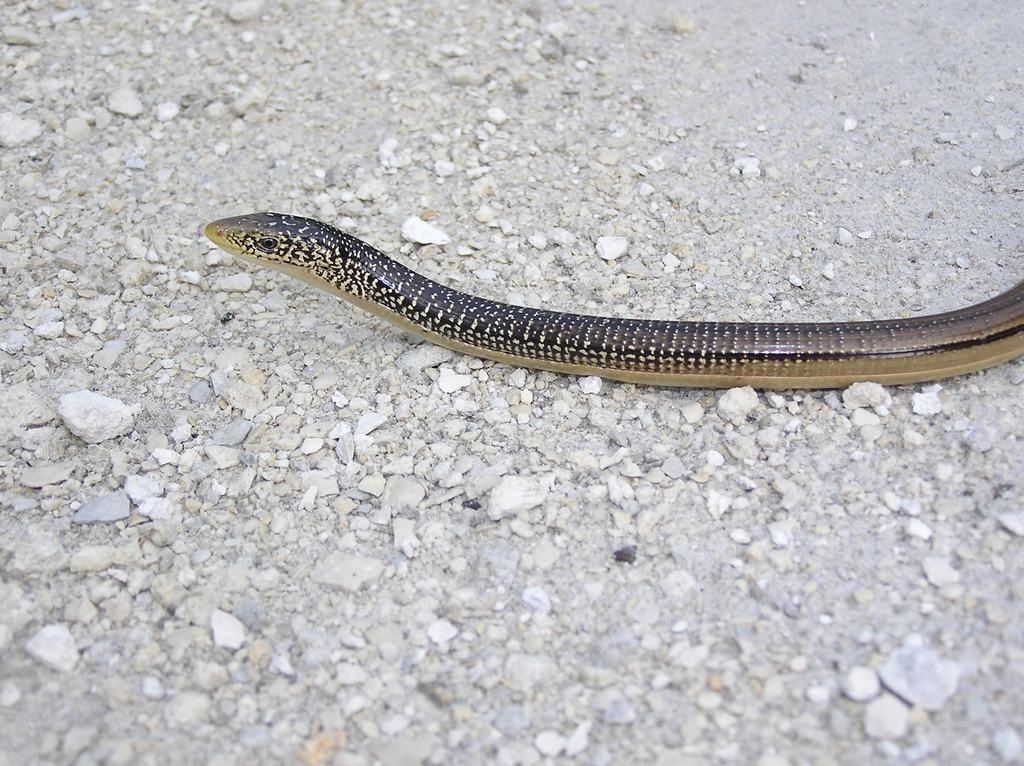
<box><xmin>311</xmin><ymin>552</ymin><xmax>384</xmax><ymax>592</ymax></box>
<box><xmin>336</xmin><ymin>662</ymin><xmax>369</xmax><ymax>685</ymax></box>
<box><xmin>0</xmin><ymin>331</ymin><xmax>30</xmax><ymax>354</ymax></box>
<box><xmin>189</xmin><ymin>381</ymin><xmax>213</xmax><ymax>403</ymax></box>
<box><xmin>24</xmin><ymin>624</ymin><xmax>79</xmax><ymax>673</ymax></box>
<box><xmin>209</xmin><ymin>418</ymin><xmax>252</xmax><ymax>446</ymax></box>
<box><xmin>504</xmin><ymin>653</ymin><xmax>559</xmax><ymax>693</ymax></box>
<box><xmin>602</xmin><ymin>693</ymin><xmax>637</xmax><ymax>725</ymax></box>
<box><xmin>381</xmin><ymin>477</ymin><xmax>425</xmax><ymax>513</ymax></box>
<box><xmin>522</xmin><ymin>586</ymin><xmax>552</xmax><ymax>614</ymax></box>
<box><xmin>58</xmin><ymin>391</ymin><xmax>137</xmax><ymax>443</ymax></box>
<box><xmin>0</xmin><ymin>113</ymin><xmax>42</xmax><ymax>147</ymax></box>
<box><xmin>878</xmin><ymin>643</ymin><xmax>960</xmax><ymax>712</ymax></box>
<box><xmin>72</xmin><ymin>490</ymin><xmax>130</xmax><ymax>524</ymax></box>
<box><xmin>108</xmin><ymin>84</ymin><xmax>145</xmax><ymax>118</ymax></box>
<box><xmin>163</xmin><ymin>691</ymin><xmax>211</xmax><ymax>728</ymax></box>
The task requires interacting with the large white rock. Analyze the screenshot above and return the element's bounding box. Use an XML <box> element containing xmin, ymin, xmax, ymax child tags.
<box><xmin>58</xmin><ymin>391</ymin><xmax>137</xmax><ymax>443</ymax></box>
<box><xmin>25</xmin><ymin>624</ymin><xmax>79</xmax><ymax>673</ymax></box>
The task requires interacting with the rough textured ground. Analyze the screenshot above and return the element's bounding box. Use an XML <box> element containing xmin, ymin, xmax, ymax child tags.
<box><xmin>1</xmin><ymin>0</ymin><xmax>1022</xmax><ymax>764</ymax></box>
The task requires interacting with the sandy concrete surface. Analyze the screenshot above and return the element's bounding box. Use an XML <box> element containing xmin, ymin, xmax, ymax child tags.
<box><xmin>1</xmin><ymin>0</ymin><xmax>1022</xmax><ymax>764</ymax></box>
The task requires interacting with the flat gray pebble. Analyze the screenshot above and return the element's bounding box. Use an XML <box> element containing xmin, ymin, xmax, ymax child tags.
<box><xmin>72</xmin><ymin>490</ymin><xmax>129</xmax><ymax>524</ymax></box>
<box><xmin>311</xmin><ymin>552</ymin><xmax>385</xmax><ymax>592</ymax></box>
<box><xmin>878</xmin><ymin>642</ymin><xmax>960</xmax><ymax>712</ymax></box>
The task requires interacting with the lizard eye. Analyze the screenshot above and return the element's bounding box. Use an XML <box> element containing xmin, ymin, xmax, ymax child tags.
<box><xmin>254</xmin><ymin>237</ymin><xmax>278</xmax><ymax>253</ymax></box>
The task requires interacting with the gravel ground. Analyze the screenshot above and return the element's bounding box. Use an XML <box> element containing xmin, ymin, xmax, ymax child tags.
<box><xmin>2</xmin><ymin>1</ymin><xmax>1023</xmax><ymax>764</ymax></box>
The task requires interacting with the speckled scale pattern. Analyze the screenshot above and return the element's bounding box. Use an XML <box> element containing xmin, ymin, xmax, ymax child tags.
<box><xmin>207</xmin><ymin>213</ymin><xmax>1024</xmax><ymax>385</ymax></box>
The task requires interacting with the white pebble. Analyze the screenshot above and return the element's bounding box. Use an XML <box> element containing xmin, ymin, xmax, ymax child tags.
<box><xmin>768</xmin><ymin>518</ymin><xmax>796</xmax><ymax>547</ymax></box>
<box><xmin>0</xmin><ymin>113</ymin><xmax>43</xmax><ymax>147</ymax></box>
<box><xmin>535</xmin><ymin>730</ymin><xmax>566</xmax><ymax>757</ymax></box>
<box><xmin>382</xmin><ymin>478</ymin><xmax>425</xmax><ymax>513</ymax></box>
<box><xmin>141</xmin><ymin>676</ymin><xmax>165</xmax><ymax>699</ymax></box>
<box><xmin>485</xmin><ymin>107</ymin><xmax>509</xmax><ymax>125</ymax></box>
<box><xmin>522</xmin><ymin>586</ymin><xmax>552</xmax><ymax>614</ymax></box>
<box><xmin>124</xmin><ymin>473</ymin><xmax>163</xmax><ymax>503</ymax></box>
<box><xmin>922</xmin><ymin>556</ymin><xmax>960</xmax><ymax>587</ymax></box>
<box><xmin>844</xmin><ymin>118</ymin><xmax>858</xmax><ymax>131</ymax></box>
<box><xmin>596</xmin><ymin>236</ymin><xmax>628</xmax><ymax>261</ymax></box>
<box><xmin>137</xmin><ymin>497</ymin><xmax>174</xmax><ymax>521</ymax></box>
<box><xmin>354</xmin><ymin>411</ymin><xmax>387</xmax><ymax>437</ymax></box>
<box><xmin>155</xmin><ymin>102</ymin><xmax>180</xmax><ymax>121</ymax></box>
<box><xmin>438</xmin><ymin>367</ymin><xmax>473</xmax><ymax>393</ymax></box>
<box><xmin>805</xmin><ymin>684</ymin><xmax>831</xmax><ymax>705</ymax></box>
<box><xmin>24</xmin><ymin>624</ymin><xmax>79</xmax><ymax>673</ymax></box>
<box><xmin>864</xmin><ymin>694</ymin><xmax>909</xmax><ymax>739</ymax></box>
<box><xmin>487</xmin><ymin>475</ymin><xmax>549</xmax><ymax>521</ymax></box>
<box><xmin>392</xmin><ymin>517</ymin><xmax>419</xmax><ymax>558</ymax></box>
<box><xmin>997</xmin><ymin>511</ymin><xmax>1024</xmax><ymax>537</ymax></box>
<box><xmin>717</xmin><ymin>386</ymin><xmax>759</xmax><ymax>424</ymax></box>
<box><xmin>426</xmin><ymin>619</ymin><xmax>458</xmax><ymax>645</ymax></box>
<box><xmin>578</xmin><ymin>375</ymin><xmax>602</xmax><ymax>394</ymax></box>
<box><xmin>904</xmin><ymin>518</ymin><xmax>933</xmax><ymax>541</ymax></box>
<box><xmin>842</xmin><ymin>666</ymin><xmax>881</xmax><ymax>701</ymax></box>
<box><xmin>504</xmin><ymin>653</ymin><xmax>559</xmax><ymax>693</ymax></box>
<box><xmin>993</xmin><ymin>727</ymin><xmax>1023</xmax><ymax>762</ymax></box>
<box><xmin>878</xmin><ymin>643</ymin><xmax>960</xmax><ymax>712</ymax></box>
<box><xmin>163</xmin><ymin>691</ymin><xmax>211</xmax><ymax>729</ymax></box>
<box><xmin>269</xmin><ymin>655</ymin><xmax>295</xmax><ymax>676</ymax></box>
<box><xmin>215</xmin><ymin>273</ymin><xmax>253</xmax><ymax>292</ymax></box>
<box><xmin>58</xmin><ymin>391</ymin><xmax>137</xmax><ymax>443</ymax></box>
<box><xmin>729</xmin><ymin>528</ymin><xmax>751</xmax><ymax>544</ymax></box>
<box><xmin>732</xmin><ymin>156</ymin><xmax>761</xmax><ymax>177</ymax></box>
<box><xmin>401</xmin><ymin>216</ymin><xmax>450</xmax><ymax>245</ymax></box>
<box><xmin>994</xmin><ymin>125</ymin><xmax>1017</xmax><ymax>141</ymax></box>
<box><xmin>835</xmin><ymin>227</ymin><xmax>855</xmax><ymax>246</ymax></box>
<box><xmin>842</xmin><ymin>381</ymin><xmax>891</xmax><ymax>410</ymax></box>
<box><xmin>108</xmin><ymin>84</ymin><xmax>145</xmax><ymax>118</ymax></box>
<box><xmin>705</xmin><ymin>449</ymin><xmax>725</xmax><ymax>467</ymax></box>
<box><xmin>527</xmin><ymin>232</ymin><xmax>548</xmax><ymax>249</ymax></box>
<box><xmin>300</xmin><ymin>437</ymin><xmax>324</xmax><ymax>455</ymax></box>
<box><xmin>210</xmin><ymin>609</ymin><xmax>246</xmax><ymax>650</ymax></box>
<box><xmin>911</xmin><ymin>388</ymin><xmax>943</xmax><ymax>416</ymax></box>
<box><xmin>227</xmin><ymin>0</ymin><xmax>265</xmax><ymax>22</ymax></box>
<box><xmin>564</xmin><ymin>720</ymin><xmax>592</xmax><ymax>757</ymax></box>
